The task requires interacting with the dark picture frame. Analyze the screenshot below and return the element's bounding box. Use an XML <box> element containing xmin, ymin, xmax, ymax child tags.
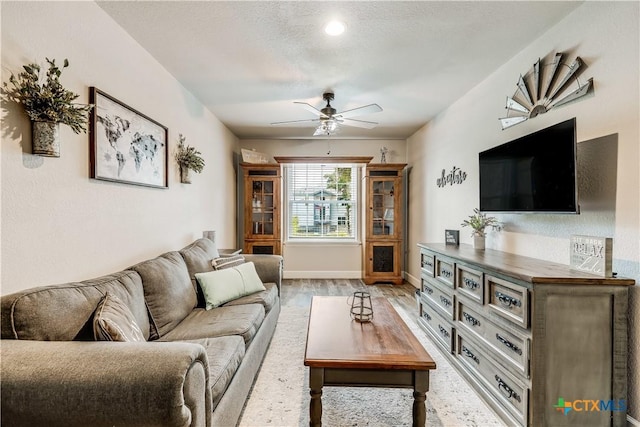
<box><xmin>89</xmin><ymin>87</ymin><xmax>168</xmax><ymax>188</ymax></box>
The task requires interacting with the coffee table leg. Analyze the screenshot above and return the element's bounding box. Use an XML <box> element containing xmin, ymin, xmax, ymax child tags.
<box><xmin>412</xmin><ymin>370</ymin><xmax>429</xmax><ymax>427</ymax></box>
<box><xmin>309</xmin><ymin>367</ymin><xmax>323</xmax><ymax>427</ymax></box>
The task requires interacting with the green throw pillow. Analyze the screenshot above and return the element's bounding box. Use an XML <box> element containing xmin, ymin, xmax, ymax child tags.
<box><xmin>195</xmin><ymin>261</ymin><xmax>266</xmax><ymax>309</ymax></box>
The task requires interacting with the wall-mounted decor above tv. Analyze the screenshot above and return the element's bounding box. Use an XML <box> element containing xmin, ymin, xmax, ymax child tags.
<box><xmin>479</xmin><ymin>118</ymin><xmax>579</xmax><ymax>213</ymax></box>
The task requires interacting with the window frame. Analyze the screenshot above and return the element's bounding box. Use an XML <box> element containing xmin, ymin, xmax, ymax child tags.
<box><xmin>276</xmin><ymin>157</ymin><xmax>371</xmax><ymax>245</ymax></box>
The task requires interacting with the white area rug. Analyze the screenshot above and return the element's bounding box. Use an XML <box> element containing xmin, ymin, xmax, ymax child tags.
<box><xmin>239</xmin><ymin>303</ymin><xmax>505</xmax><ymax>427</ymax></box>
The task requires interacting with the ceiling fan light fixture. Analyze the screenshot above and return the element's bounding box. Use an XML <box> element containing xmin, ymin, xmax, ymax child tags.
<box><xmin>324</xmin><ymin>20</ymin><xmax>345</xmax><ymax>36</ymax></box>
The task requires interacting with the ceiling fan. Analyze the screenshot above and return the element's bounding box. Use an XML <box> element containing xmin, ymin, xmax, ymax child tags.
<box><xmin>271</xmin><ymin>92</ymin><xmax>382</xmax><ymax>136</ymax></box>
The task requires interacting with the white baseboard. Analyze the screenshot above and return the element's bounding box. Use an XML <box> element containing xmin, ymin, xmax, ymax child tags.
<box><xmin>283</xmin><ymin>270</ymin><xmax>362</xmax><ymax>279</ymax></box>
<box><xmin>404</xmin><ymin>271</ymin><xmax>420</xmax><ymax>288</ymax></box>
<box><xmin>628</xmin><ymin>414</ymin><xmax>640</xmax><ymax>427</ymax></box>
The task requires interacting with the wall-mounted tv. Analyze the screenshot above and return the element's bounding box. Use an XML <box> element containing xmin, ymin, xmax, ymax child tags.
<box><xmin>479</xmin><ymin>118</ymin><xmax>579</xmax><ymax>213</ymax></box>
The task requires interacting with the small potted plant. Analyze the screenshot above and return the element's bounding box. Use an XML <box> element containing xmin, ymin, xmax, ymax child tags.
<box><xmin>2</xmin><ymin>58</ymin><xmax>93</xmax><ymax>157</ymax></box>
<box><xmin>175</xmin><ymin>134</ymin><xmax>205</xmax><ymax>184</ymax></box>
<box><xmin>461</xmin><ymin>208</ymin><xmax>501</xmax><ymax>250</ymax></box>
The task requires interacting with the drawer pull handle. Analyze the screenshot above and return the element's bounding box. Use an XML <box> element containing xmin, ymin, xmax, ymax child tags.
<box><xmin>495</xmin><ymin>291</ymin><xmax>522</xmax><ymax>309</ymax></box>
<box><xmin>463</xmin><ymin>312</ymin><xmax>481</xmax><ymax>326</ymax></box>
<box><xmin>438</xmin><ymin>325</ymin><xmax>450</xmax><ymax>339</ymax></box>
<box><xmin>463</xmin><ymin>277</ymin><xmax>480</xmax><ymax>289</ymax></box>
<box><xmin>422</xmin><ymin>260</ymin><xmax>433</xmax><ymax>268</ymax></box>
<box><xmin>495</xmin><ymin>375</ymin><xmax>521</xmax><ymax>402</ymax></box>
<box><xmin>440</xmin><ymin>269</ymin><xmax>452</xmax><ymax>278</ymax></box>
<box><xmin>423</xmin><ymin>286</ymin><xmax>434</xmax><ymax>295</ymax></box>
<box><xmin>423</xmin><ymin>312</ymin><xmax>432</xmax><ymax>321</ymax></box>
<box><xmin>462</xmin><ymin>346</ymin><xmax>480</xmax><ymax>364</ymax></box>
<box><xmin>440</xmin><ymin>296</ymin><xmax>452</xmax><ymax>307</ymax></box>
<box><xmin>496</xmin><ymin>333</ymin><xmax>523</xmax><ymax>355</ymax></box>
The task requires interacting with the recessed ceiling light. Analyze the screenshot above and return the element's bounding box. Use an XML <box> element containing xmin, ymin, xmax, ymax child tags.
<box><xmin>324</xmin><ymin>20</ymin><xmax>345</xmax><ymax>36</ymax></box>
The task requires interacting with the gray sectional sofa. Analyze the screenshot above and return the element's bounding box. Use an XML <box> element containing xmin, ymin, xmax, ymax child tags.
<box><xmin>0</xmin><ymin>238</ymin><xmax>283</xmax><ymax>427</ymax></box>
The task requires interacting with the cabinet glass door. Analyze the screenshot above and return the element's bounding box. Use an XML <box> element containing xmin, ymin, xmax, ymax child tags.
<box><xmin>251</xmin><ymin>179</ymin><xmax>275</xmax><ymax>236</ymax></box>
<box><xmin>371</xmin><ymin>179</ymin><xmax>395</xmax><ymax>237</ymax></box>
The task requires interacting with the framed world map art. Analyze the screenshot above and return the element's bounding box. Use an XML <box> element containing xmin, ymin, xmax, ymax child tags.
<box><xmin>89</xmin><ymin>87</ymin><xmax>168</xmax><ymax>188</ymax></box>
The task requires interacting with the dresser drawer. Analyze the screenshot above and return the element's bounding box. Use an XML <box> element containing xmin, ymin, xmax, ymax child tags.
<box><xmin>456</xmin><ymin>264</ymin><xmax>484</xmax><ymax>304</ymax></box>
<box><xmin>421</xmin><ymin>275</ymin><xmax>454</xmax><ymax>319</ymax></box>
<box><xmin>435</xmin><ymin>256</ymin><xmax>455</xmax><ymax>288</ymax></box>
<box><xmin>419</xmin><ymin>300</ymin><xmax>454</xmax><ymax>353</ymax></box>
<box><xmin>456</xmin><ymin>333</ymin><xmax>528</xmax><ymax>425</ymax></box>
<box><xmin>420</xmin><ymin>251</ymin><xmax>435</xmax><ymax>277</ymax></box>
<box><xmin>487</xmin><ymin>275</ymin><xmax>529</xmax><ymax>328</ymax></box>
<box><xmin>456</xmin><ymin>300</ymin><xmax>487</xmax><ymax>339</ymax></box>
<box><xmin>457</xmin><ymin>299</ymin><xmax>529</xmax><ymax>378</ymax></box>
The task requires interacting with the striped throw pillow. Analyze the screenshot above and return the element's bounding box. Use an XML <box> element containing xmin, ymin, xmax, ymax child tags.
<box><xmin>211</xmin><ymin>255</ymin><xmax>245</xmax><ymax>270</ymax></box>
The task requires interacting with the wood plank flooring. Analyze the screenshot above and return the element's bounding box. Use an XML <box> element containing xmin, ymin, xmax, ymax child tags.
<box><xmin>280</xmin><ymin>278</ymin><xmax>418</xmax><ymax>315</ymax></box>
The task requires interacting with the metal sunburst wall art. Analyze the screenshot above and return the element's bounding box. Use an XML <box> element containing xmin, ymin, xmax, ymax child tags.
<box><xmin>499</xmin><ymin>52</ymin><xmax>594</xmax><ymax>130</ymax></box>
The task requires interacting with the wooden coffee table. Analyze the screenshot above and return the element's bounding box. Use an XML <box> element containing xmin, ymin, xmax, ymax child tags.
<box><xmin>304</xmin><ymin>296</ymin><xmax>436</xmax><ymax>427</ymax></box>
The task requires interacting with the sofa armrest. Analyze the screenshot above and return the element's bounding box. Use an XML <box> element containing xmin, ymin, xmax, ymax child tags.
<box><xmin>244</xmin><ymin>254</ymin><xmax>283</xmax><ymax>295</ymax></box>
<box><xmin>1</xmin><ymin>340</ymin><xmax>210</xmax><ymax>427</ymax></box>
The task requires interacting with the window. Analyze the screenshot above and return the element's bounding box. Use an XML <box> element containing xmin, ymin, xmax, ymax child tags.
<box><xmin>284</xmin><ymin>163</ymin><xmax>360</xmax><ymax>241</ymax></box>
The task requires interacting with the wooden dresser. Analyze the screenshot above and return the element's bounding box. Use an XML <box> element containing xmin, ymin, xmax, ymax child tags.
<box><xmin>417</xmin><ymin>243</ymin><xmax>634</xmax><ymax>427</ymax></box>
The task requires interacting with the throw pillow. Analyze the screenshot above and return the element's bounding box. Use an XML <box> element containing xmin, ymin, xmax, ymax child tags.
<box><xmin>195</xmin><ymin>262</ymin><xmax>266</xmax><ymax>310</ymax></box>
<box><xmin>93</xmin><ymin>292</ymin><xmax>146</xmax><ymax>342</ymax></box>
<box><xmin>211</xmin><ymin>254</ymin><xmax>245</xmax><ymax>270</ymax></box>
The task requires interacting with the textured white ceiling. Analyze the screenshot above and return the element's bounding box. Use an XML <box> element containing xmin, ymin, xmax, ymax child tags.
<box><xmin>97</xmin><ymin>1</ymin><xmax>581</xmax><ymax>140</ymax></box>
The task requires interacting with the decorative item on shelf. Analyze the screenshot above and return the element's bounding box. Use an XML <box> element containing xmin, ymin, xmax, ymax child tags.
<box><xmin>380</xmin><ymin>146</ymin><xmax>388</xmax><ymax>163</ymax></box>
<box><xmin>241</xmin><ymin>148</ymin><xmax>269</xmax><ymax>164</ymax></box>
<box><xmin>2</xmin><ymin>58</ymin><xmax>93</xmax><ymax>157</ymax></box>
<box><xmin>570</xmin><ymin>235</ymin><xmax>613</xmax><ymax>277</ymax></box>
<box><xmin>445</xmin><ymin>229</ymin><xmax>460</xmax><ymax>246</ymax></box>
<box><xmin>499</xmin><ymin>51</ymin><xmax>594</xmax><ymax>130</ymax></box>
<box><xmin>348</xmin><ymin>291</ymin><xmax>373</xmax><ymax>323</ymax></box>
<box><xmin>461</xmin><ymin>208</ymin><xmax>501</xmax><ymax>250</ymax></box>
<box><xmin>175</xmin><ymin>134</ymin><xmax>205</xmax><ymax>184</ymax></box>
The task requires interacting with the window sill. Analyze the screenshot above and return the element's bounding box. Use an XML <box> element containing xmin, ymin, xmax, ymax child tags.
<box><xmin>284</xmin><ymin>240</ymin><xmax>362</xmax><ymax>247</ymax></box>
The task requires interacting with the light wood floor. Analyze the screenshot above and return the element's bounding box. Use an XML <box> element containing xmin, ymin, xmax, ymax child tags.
<box><xmin>280</xmin><ymin>278</ymin><xmax>418</xmax><ymax>315</ymax></box>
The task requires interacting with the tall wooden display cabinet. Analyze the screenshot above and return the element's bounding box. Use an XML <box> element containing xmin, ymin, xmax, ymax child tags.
<box><xmin>241</xmin><ymin>163</ymin><xmax>281</xmax><ymax>255</ymax></box>
<box><xmin>363</xmin><ymin>163</ymin><xmax>406</xmax><ymax>285</ymax></box>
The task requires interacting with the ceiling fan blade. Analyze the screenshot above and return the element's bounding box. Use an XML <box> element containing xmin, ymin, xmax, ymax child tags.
<box><xmin>294</xmin><ymin>101</ymin><xmax>329</xmax><ymax>118</ymax></box>
<box><xmin>340</xmin><ymin>118</ymin><xmax>378</xmax><ymax>129</ymax></box>
<box><xmin>270</xmin><ymin>118</ymin><xmax>320</xmax><ymax>126</ymax></box>
<box><xmin>335</xmin><ymin>103</ymin><xmax>382</xmax><ymax>119</ymax></box>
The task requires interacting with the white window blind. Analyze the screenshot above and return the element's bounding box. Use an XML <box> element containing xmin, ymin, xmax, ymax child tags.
<box><xmin>284</xmin><ymin>163</ymin><xmax>360</xmax><ymax>241</ymax></box>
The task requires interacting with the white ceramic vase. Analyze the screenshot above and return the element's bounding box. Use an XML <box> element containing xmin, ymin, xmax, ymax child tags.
<box><xmin>473</xmin><ymin>234</ymin><xmax>485</xmax><ymax>250</ymax></box>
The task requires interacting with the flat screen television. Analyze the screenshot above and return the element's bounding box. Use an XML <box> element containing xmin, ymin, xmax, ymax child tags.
<box><xmin>479</xmin><ymin>118</ymin><xmax>579</xmax><ymax>213</ymax></box>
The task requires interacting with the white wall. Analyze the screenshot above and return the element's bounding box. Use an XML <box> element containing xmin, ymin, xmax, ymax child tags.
<box><xmin>1</xmin><ymin>2</ymin><xmax>238</xmax><ymax>294</ymax></box>
<box><xmin>406</xmin><ymin>2</ymin><xmax>640</xmax><ymax>420</ymax></box>
<box><xmin>239</xmin><ymin>138</ymin><xmax>406</xmax><ymax>278</ymax></box>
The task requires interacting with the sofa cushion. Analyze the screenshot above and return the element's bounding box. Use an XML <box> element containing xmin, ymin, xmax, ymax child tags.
<box><xmin>130</xmin><ymin>251</ymin><xmax>195</xmax><ymax>339</ymax></box>
<box><xmin>93</xmin><ymin>292</ymin><xmax>146</xmax><ymax>342</ymax></box>
<box><xmin>179</xmin><ymin>238</ymin><xmax>220</xmax><ymax>307</ymax></box>
<box><xmin>211</xmin><ymin>255</ymin><xmax>245</xmax><ymax>270</ymax></box>
<box><xmin>179</xmin><ymin>336</ymin><xmax>245</xmax><ymax>411</ymax></box>
<box><xmin>195</xmin><ymin>262</ymin><xmax>266</xmax><ymax>310</ymax></box>
<box><xmin>222</xmin><ymin>282</ymin><xmax>278</xmax><ymax>313</ymax></box>
<box><xmin>159</xmin><ymin>304</ymin><xmax>265</xmax><ymax>345</ymax></box>
<box><xmin>1</xmin><ymin>270</ymin><xmax>150</xmax><ymax>341</ymax></box>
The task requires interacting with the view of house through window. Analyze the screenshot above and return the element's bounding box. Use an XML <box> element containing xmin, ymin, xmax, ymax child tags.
<box><xmin>284</xmin><ymin>163</ymin><xmax>360</xmax><ymax>240</ymax></box>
